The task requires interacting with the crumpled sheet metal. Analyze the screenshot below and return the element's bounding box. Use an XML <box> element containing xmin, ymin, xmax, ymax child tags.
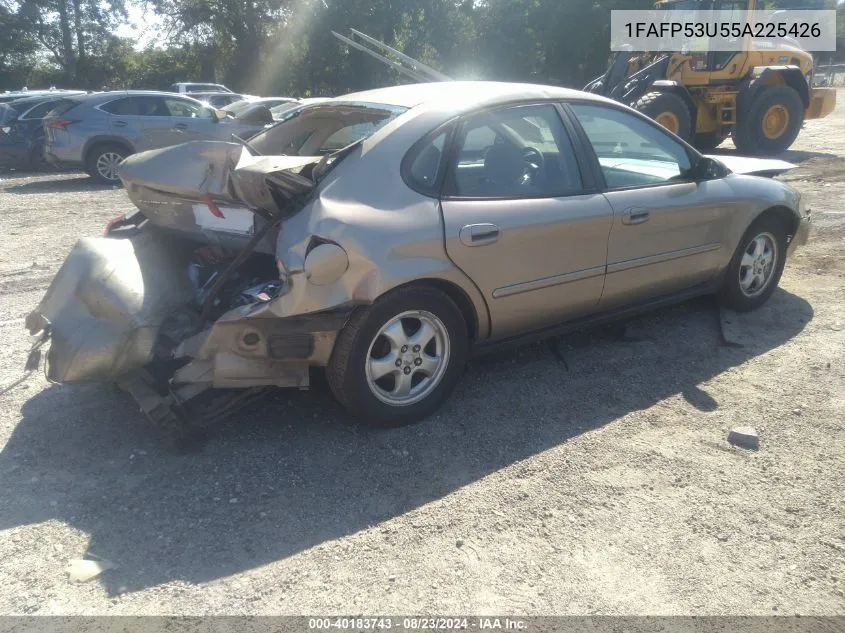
<box><xmin>32</xmin><ymin>231</ymin><xmax>194</xmax><ymax>382</ymax></box>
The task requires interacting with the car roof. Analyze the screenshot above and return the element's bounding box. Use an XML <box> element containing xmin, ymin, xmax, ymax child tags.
<box><xmin>71</xmin><ymin>91</ymin><xmax>206</xmax><ymax>103</ymax></box>
<box><xmin>190</xmin><ymin>91</ymin><xmax>241</xmax><ymax>97</ymax></box>
<box><xmin>6</xmin><ymin>92</ymin><xmax>85</xmax><ymax>107</ymax></box>
<box><xmin>333</xmin><ymin>81</ymin><xmax>612</xmax><ymax>113</ymax></box>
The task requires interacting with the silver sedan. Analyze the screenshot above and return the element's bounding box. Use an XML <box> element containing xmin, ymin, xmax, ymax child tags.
<box><xmin>26</xmin><ymin>82</ymin><xmax>810</xmax><ymax>440</ymax></box>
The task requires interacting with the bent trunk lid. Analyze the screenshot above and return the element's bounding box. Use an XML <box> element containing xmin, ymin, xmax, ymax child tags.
<box><xmin>119</xmin><ymin>141</ymin><xmax>319</xmax><ymax>252</ymax></box>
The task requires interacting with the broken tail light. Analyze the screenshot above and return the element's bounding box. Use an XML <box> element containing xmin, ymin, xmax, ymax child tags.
<box><xmin>46</xmin><ymin>119</ymin><xmax>75</xmax><ymax>130</ymax></box>
<box><xmin>104</xmin><ymin>214</ymin><xmax>127</xmax><ymax>236</ymax></box>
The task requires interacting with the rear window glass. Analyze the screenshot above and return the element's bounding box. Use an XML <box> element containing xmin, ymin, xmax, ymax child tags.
<box><xmin>250</xmin><ymin>102</ymin><xmax>408</xmax><ymax>156</ymax></box>
<box><xmin>45</xmin><ymin>98</ymin><xmax>80</xmax><ymax>117</ymax></box>
<box><xmin>23</xmin><ymin>99</ymin><xmax>62</xmax><ymax>119</ymax></box>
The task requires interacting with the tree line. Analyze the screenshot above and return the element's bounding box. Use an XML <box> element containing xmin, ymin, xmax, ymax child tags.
<box><xmin>0</xmin><ymin>0</ymin><xmax>841</xmax><ymax>97</ymax></box>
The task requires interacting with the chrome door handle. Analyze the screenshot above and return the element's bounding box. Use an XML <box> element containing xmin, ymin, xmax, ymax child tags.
<box><xmin>622</xmin><ymin>207</ymin><xmax>650</xmax><ymax>225</ymax></box>
<box><xmin>459</xmin><ymin>223</ymin><xmax>500</xmax><ymax>247</ymax></box>
<box><xmin>112</xmin><ymin>120</ymin><xmax>127</xmax><ymax>128</ymax></box>
<box><xmin>173</xmin><ymin>123</ymin><xmax>187</xmax><ymax>131</ymax></box>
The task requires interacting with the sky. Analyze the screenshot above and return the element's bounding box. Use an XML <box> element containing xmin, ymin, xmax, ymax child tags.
<box><xmin>114</xmin><ymin>4</ymin><xmax>165</xmax><ymax>49</ymax></box>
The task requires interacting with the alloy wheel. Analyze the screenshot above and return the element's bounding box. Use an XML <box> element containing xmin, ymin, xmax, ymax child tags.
<box><xmin>738</xmin><ymin>232</ymin><xmax>778</xmax><ymax>298</ymax></box>
<box><xmin>365</xmin><ymin>310</ymin><xmax>451</xmax><ymax>406</ymax></box>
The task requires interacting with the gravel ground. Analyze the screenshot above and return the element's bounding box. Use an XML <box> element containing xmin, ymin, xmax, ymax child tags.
<box><xmin>0</xmin><ymin>97</ymin><xmax>844</xmax><ymax>616</ymax></box>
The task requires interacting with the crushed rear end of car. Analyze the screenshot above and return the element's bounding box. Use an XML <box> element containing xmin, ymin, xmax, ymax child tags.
<box><xmin>25</xmin><ymin>140</ymin><xmax>353</xmax><ymax>445</ymax></box>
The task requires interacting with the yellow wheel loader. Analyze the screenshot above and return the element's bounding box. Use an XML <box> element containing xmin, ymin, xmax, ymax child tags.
<box><xmin>584</xmin><ymin>0</ymin><xmax>837</xmax><ymax>155</ymax></box>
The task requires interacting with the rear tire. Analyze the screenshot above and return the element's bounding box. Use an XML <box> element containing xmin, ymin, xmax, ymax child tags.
<box><xmin>733</xmin><ymin>85</ymin><xmax>804</xmax><ymax>156</ymax></box>
<box><xmin>719</xmin><ymin>214</ymin><xmax>788</xmax><ymax>312</ymax></box>
<box><xmin>85</xmin><ymin>143</ymin><xmax>129</xmax><ymax>184</ymax></box>
<box><xmin>326</xmin><ymin>285</ymin><xmax>469</xmax><ymax>428</ymax></box>
<box><xmin>634</xmin><ymin>91</ymin><xmax>693</xmax><ymax>141</ymax></box>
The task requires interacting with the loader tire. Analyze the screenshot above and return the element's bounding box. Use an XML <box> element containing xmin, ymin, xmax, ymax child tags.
<box><xmin>693</xmin><ymin>131</ymin><xmax>726</xmax><ymax>152</ymax></box>
<box><xmin>635</xmin><ymin>91</ymin><xmax>692</xmax><ymax>141</ymax></box>
<box><xmin>733</xmin><ymin>85</ymin><xmax>804</xmax><ymax>156</ymax></box>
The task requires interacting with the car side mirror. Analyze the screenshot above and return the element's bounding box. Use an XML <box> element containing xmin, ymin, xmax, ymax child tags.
<box><xmin>688</xmin><ymin>156</ymin><xmax>724</xmax><ymax>182</ymax></box>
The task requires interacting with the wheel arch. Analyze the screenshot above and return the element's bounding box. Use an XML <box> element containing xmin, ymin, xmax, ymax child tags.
<box><xmin>389</xmin><ymin>278</ymin><xmax>481</xmax><ymax>344</ymax></box>
<box><xmin>82</xmin><ymin>136</ymin><xmax>135</xmax><ymax>166</ymax></box>
<box><xmin>739</xmin><ymin>67</ymin><xmax>810</xmax><ymax>117</ymax></box>
<box><xmin>752</xmin><ymin>204</ymin><xmax>800</xmax><ymax>240</ymax></box>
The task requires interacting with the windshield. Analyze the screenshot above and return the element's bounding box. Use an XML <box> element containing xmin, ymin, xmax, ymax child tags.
<box><xmin>249</xmin><ymin>101</ymin><xmax>409</xmax><ymax>156</ymax></box>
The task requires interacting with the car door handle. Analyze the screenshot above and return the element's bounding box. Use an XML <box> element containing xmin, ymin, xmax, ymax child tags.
<box><xmin>112</xmin><ymin>120</ymin><xmax>127</xmax><ymax>128</ymax></box>
<box><xmin>622</xmin><ymin>207</ymin><xmax>650</xmax><ymax>225</ymax></box>
<box><xmin>173</xmin><ymin>123</ymin><xmax>187</xmax><ymax>131</ymax></box>
<box><xmin>459</xmin><ymin>223</ymin><xmax>500</xmax><ymax>247</ymax></box>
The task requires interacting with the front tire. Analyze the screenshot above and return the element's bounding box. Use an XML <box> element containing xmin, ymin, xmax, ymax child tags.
<box><xmin>719</xmin><ymin>215</ymin><xmax>788</xmax><ymax>312</ymax></box>
<box><xmin>634</xmin><ymin>91</ymin><xmax>693</xmax><ymax>141</ymax></box>
<box><xmin>85</xmin><ymin>143</ymin><xmax>129</xmax><ymax>184</ymax></box>
<box><xmin>327</xmin><ymin>285</ymin><xmax>469</xmax><ymax>428</ymax></box>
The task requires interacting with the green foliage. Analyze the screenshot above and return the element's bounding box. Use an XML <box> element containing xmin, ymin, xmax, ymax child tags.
<box><xmin>0</xmin><ymin>0</ymin><xmax>843</xmax><ymax>94</ymax></box>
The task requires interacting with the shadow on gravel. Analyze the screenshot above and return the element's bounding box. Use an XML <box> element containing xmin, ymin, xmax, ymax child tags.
<box><xmin>3</xmin><ymin>175</ymin><xmax>114</xmax><ymax>194</ymax></box>
<box><xmin>0</xmin><ymin>290</ymin><xmax>813</xmax><ymax>595</ymax></box>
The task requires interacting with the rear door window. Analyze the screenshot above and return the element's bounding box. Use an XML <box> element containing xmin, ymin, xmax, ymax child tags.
<box><xmin>135</xmin><ymin>96</ymin><xmax>171</xmax><ymax>117</ymax></box>
<box><xmin>446</xmin><ymin>103</ymin><xmax>584</xmax><ymax>199</ymax></box>
<box><xmin>101</xmin><ymin>97</ymin><xmax>139</xmax><ymax>115</ymax></box>
<box><xmin>164</xmin><ymin>97</ymin><xmax>203</xmax><ymax>118</ymax></box>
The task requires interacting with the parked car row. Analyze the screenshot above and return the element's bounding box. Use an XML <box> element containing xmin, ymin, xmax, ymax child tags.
<box><xmin>0</xmin><ymin>84</ymin><xmax>311</xmax><ymax>180</ymax></box>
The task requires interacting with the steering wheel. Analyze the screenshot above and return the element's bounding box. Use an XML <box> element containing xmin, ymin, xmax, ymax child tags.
<box><xmin>522</xmin><ymin>146</ymin><xmax>545</xmax><ymax>184</ymax></box>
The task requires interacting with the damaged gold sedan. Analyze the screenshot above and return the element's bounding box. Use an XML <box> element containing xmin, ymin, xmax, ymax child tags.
<box><xmin>25</xmin><ymin>82</ymin><xmax>810</xmax><ymax>444</ymax></box>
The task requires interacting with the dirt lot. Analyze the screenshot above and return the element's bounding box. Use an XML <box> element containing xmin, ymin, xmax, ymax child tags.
<box><xmin>0</xmin><ymin>97</ymin><xmax>844</xmax><ymax>617</ymax></box>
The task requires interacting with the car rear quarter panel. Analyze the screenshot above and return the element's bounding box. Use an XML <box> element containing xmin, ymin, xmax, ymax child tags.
<box><xmin>272</xmin><ymin>108</ymin><xmax>492</xmax><ymax>339</ymax></box>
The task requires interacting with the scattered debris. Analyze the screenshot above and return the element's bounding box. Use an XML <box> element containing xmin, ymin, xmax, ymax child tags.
<box><xmin>728</xmin><ymin>426</ymin><xmax>760</xmax><ymax>450</ymax></box>
<box><xmin>66</xmin><ymin>558</ymin><xmax>116</xmax><ymax>583</ymax></box>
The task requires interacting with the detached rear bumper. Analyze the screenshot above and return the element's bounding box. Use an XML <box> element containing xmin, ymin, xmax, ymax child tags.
<box><xmin>25</xmin><ymin>229</ymin><xmax>354</xmax><ymax>389</ymax></box>
<box><xmin>26</xmin><ymin>231</ymin><xmax>195</xmax><ymax>383</ymax></box>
